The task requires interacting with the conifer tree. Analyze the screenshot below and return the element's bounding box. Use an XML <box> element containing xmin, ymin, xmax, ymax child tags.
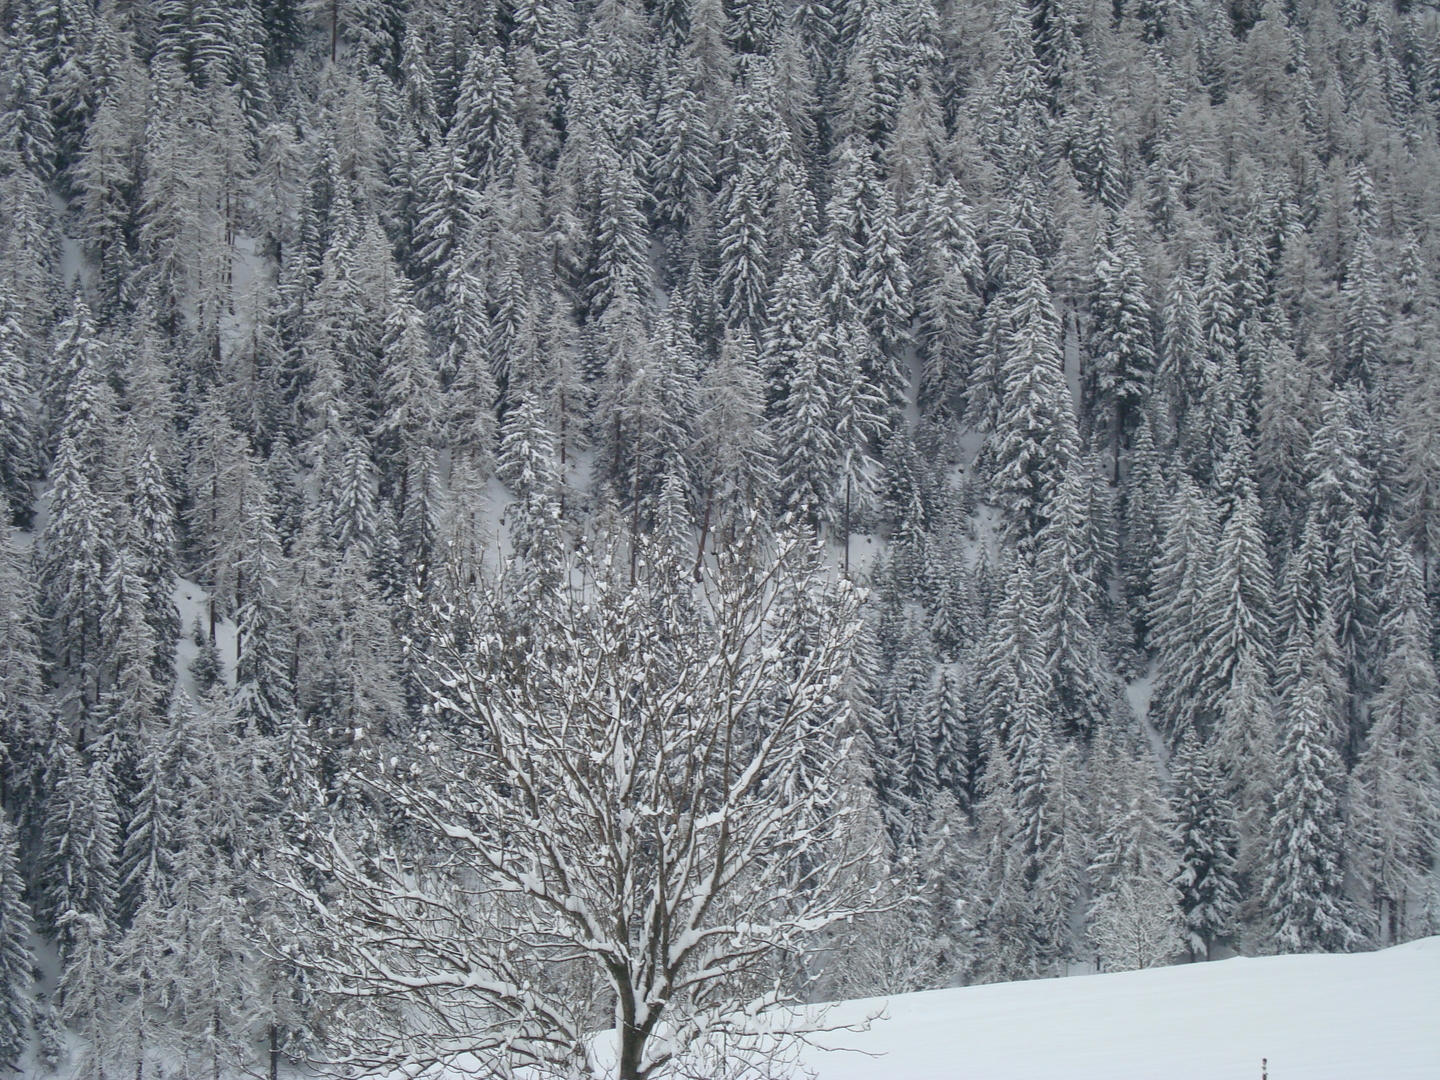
<box><xmin>373</xmin><ymin>279</ymin><xmax>441</xmax><ymax>493</ymax></box>
<box><xmin>692</xmin><ymin>328</ymin><xmax>776</xmax><ymax>533</ymax></box>
<box><xmin>497</xmin><ymin>391</ymin><xmax>564</xmax><ymax>579</ymax></box>
<box><xmin>774</xmin><ymin>322</ymin><xmax>838</xmax><ymax>531</ymax></box>
<box><xmin>972</xmin><ymin>555</ymin><xmax>1084</xmax><ymax>971</ymax></box>
<box><xmin>1340</xmin><ymin>229</ymin><xmax>1386</xmax><ymax>389</ymax></box>
<box><xmin>328</xmin><ymin>436</ymin><xmax>380</xmax><ymax>559</ymax></box>
<box><xmin>1195</xmin><ymin>478</ymin><xmax>1274</xmax><ymax>735</ymax></box>
<box><xmin>1347</xmin><ymin>527</ymin><xmax>1440</xmax><ymax>944</ymax></box>
<box><xmin>0</xmin><ymin>27</ymin><xmax>57</xmax><ymax>180</ymax></box>
<box><xmin>1150</xmin><ymin>475</ymin><xmax>1218</xmax><ymax>737</ymax></box>
<box><xmin>830</xmin><ymin>325</ymin><xmax>888</xmax><ymax>569</ymax></box>
<box><xmin>589</xmin><ymin>137</ymin><xmax>652</xmax><ymax>326</ymax></box>
<box><xmin>40</xmin><ymin>751</ymin><xmax>120</xmax><ymax>958</ymax></box>
<box><xmin>1119</xmin><ymin>415</ymin><xmax>1164</xmax><ymax>644</ymax></box>
<box><xmin>1087</xmin><ymin>222</ymin><xmax>1155</xmax><ymax>479</ymax></box>
<box><xmin>42</xmin><ymin>434</ymin><xmax>112</xmax><ymax>712</ymax></box>
<box><xmin>927</xmin><ymin>661</ymin><xmax>973</xmax><ymax>808</ymax></box>
<box><xmin>0</xmin><ymin>815</ymin><xmax>31</xmax><ymax>1072</ymax></box>
<box><xmin>1169</xmin><ymin>730</ymin><xmax>1240</xmax><ymax>960</ymax></box>
<box><xmin>989</xmin><ymin>256</ymin><xmax>1079</xmax><ymax>545</ymax></box>
<box><xmin>881</xmin><ymin>619</ymin><xmax>939</xmax><ymax>835</ymax></box>
<box><xmin>1159</xmin><ymin>265</ymin><xmax>1206</xmax><ymax>445</ymax></box>
<box><xmin>1214</xmin><ymin>645</ymin><xmax>1277</xmax><ymax>871</ymax></box>
<box><xmin>858</xmin><ymin>182</ymin><xmax>913</xmax><ymax>389</ymax></box>
<box><xmin>650</xmin><ymin>48</ymin><xmax>713</xmax><ymax>233</ymax></box>
<box><xmin>915</xmin><ymin>176</ymin><xmax>982</xmax><ymax>419</ymax></box>
<box><xmin>1036</xmin><ymin>467</ymin><xmax>1110</xmax><ymax>737</ymax></box>
<box><xmin>233</xmin><ymin>485</ymin><xmax>294</xmax><ymax>737</ymax></box>
<box><xmin>414</xmin><ymin>137</ymin><xmax>477</xmax><ymax>306</ymax></box>
<box><xmin>1262</xmin><ymin>617</ymin><xmax>1361</xmax><ymax>954</ymax></box>
<box><xmin>1088</xmin><ymin>737</ymin><xmax>1183</xmax><ymax>973</ymax></box>
<box><xmin>717</xmin><ymin>160</ymin><xmax>770</xmax><ymax>337</ymax></box>
<box><xmin>815</xmin><ymin>142</ymin><xmax>870</xmax><ymax>330</ymax></box>
<box><xmin>0</xmin><ymin>301</ymin><xmax>36</xmax><ymax>525</ymax></box>
<box><xmin>123</xmin><ymin>438</ymin><xmax>179</xmax><ymax>679</ymax></box>
<box><xmin>0</xmin><ymin>530</ymin><xmax>50</xmax><ymax>835</ymax></box>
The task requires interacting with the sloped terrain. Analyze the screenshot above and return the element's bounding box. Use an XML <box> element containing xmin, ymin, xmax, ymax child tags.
<box><xmin>803</xmin><ymin>938</ymin><xmax>1440</xmax><ymax>1079</ymax></box>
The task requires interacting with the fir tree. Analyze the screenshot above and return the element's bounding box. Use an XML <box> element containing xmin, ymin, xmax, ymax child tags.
<box><xmin>123</xmin><ymin>439</ymin><xmax>180</xmax><ymax>681</ymax></box>
<box><xmin>189</xmin><ymin>618</ymin><xmax>223</xmax><ymax>698</ymax></box>
<box><xmin>774</xmin><ymin>324</ymin><xmax>838</xmax><ymax>531</ymax></box>
<box><xmin>858</xmin><ymin>181</ymin><xmax>913</xmax><ymax>390</ymax></box>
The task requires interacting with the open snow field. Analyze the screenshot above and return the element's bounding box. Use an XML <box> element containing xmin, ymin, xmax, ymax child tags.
<box><xmin>802</xmin><ymin>938</ymin><xmax>1440</xmax><ymax>1079</ymax></box>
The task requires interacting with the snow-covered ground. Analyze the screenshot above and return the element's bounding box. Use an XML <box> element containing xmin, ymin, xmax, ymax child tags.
<box><xmin>801</xmin><ymin>937</ymin><xmax>1440</xmax><ymax>1079</ymax></box>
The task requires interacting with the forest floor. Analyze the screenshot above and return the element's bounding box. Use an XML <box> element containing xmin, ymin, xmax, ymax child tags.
<box><xmin>799</xmin><ymin>936</ymin><xmax>1440</xmax><ymax>1079</ymax></box>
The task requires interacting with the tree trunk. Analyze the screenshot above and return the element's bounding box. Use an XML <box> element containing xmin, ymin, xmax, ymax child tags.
<box><xmin>630</xmin><ymin>447</ymin><xmax>641</xmax><ymax>586</ymax></box>
<box><xmin>615</xmin><ymin>977</ymin><xmax>646</xmax><ymax>1080</ymax></box>
<box><xmin>694</xmin><ymin>488</ymin><xmax>713</xmax><ymax>582</ymax></box>
<box><xmin>558</xmin><ymin>393</ymin><xmax>568</xmax><ymax>520</ymax></box>
<box><xmin>270</xmin><ymin>1023</ymin><xmax>279</xmax><ymax>1080</ymax></box>
<box><xmin>1113</xmin><ymin>405</ymin><xmax>1122</xmax><ymax>487</ymax></box>
<box><xmin>618</xmin><ymin>1025</ymin><xmax>645</xmax><ymax>1080</ymax></box>
<box><xmin>843</xmin><ymin>473</ymin><xmax>852</xmax><ymax>576</ymax></box>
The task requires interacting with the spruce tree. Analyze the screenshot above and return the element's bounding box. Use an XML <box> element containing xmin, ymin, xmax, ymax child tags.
<box><xmin>1150</xmin><ymin>474</ymin><xmax>1218</xmax><ymax>737</ymax></box>
<box><xmin>1195</xmin><ymin>478</ymin><xmax>1274</xmax><ymax>736</ymax></box>
<box><xmin>1087</xmin><ymin>222</ymin><xmax>1156</xmax><ymax>479</ymax></box>
<box><xmin>989</xmin><ymin>256</ymin><xmax>1079</xmax><ymax>545</ymax></box>
<box><xmin>0</xmin><ymin>301</ymin><xmax>36</xmax><ymax>526</ymax></box>
<box><xmin>42</xmin><ymin>435</ymin><xmax>113</xmax><ymax>712</ymax></box>
<box><xmin>716</xmin><ymin>160</ymin><xmax>770</xmax><ymax>337</ymax></box>
<box><xmin>1169</xmin><ymin>730</ymin><xmax>1240</xmax><ymax>960</ymax></box>
<box><xmin>1088</xmin><ymin>737</ymin><xmax>1182</xmax><ymax>973</ymax></box>
<box><xmin>1347</xmin><ymin>526</ymin><xmax>1440</xmax><ymax>944</ymax></box>
<box><xmin>858</xmin><ymin>182</ymin><xmax>913</xmax><ymax>393</ymax></box>
<box><xmin>1262</xmin><ymin>617</ymin><xmax>1361</xmax><ymax>954</ymax></box>
<box><xmin>497</xmin><ymin>392</ymin><xmax>564</xmax><ymax>579</ymax></box>
<box><xmin>0</xmin><ymin>529</ymin><xmax>50</xmax><ymax>831</ymax></box>
<box><xmin>0</xmin><ymin>815</ymin><xmax>32</xmax><ymax>1072</ymax></box>
<box><xmin>1035</xmin><ymin>467</ymin><xmax>1110</xmax><ymax>737</ymax></box>
<box><xmin>915</xmin><ymin>176</ymin><xmax>982</xmax><ymax>420</ymax></box>
<box><xmin>40</xmin><ymin>751</ymin><xmax>120</xmax><ymax>958</ymax></box>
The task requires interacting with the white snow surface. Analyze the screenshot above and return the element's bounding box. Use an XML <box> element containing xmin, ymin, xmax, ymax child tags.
<box><xmin>800</xmin><ymin>937</ymin><xmax>1440</xmax><ymax>1080</ymax></box>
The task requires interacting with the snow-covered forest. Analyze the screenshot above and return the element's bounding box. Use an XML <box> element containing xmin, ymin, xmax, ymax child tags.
<box><xmin>1</xmin><ymin>0</ymin><xmax>1439</xmax><ymax>1075</ymax></box>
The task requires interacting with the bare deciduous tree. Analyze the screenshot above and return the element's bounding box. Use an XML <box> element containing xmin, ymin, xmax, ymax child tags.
<box><xmin>281</xmin><ymin>520</ymin><xmax>880</xmax><ymax>1079</ymax></box>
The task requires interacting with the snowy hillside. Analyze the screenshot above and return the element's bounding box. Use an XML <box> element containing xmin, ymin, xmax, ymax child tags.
<box><xmin>802</xmin><ymin>938</ymin><xmax>1440</xmax><ymax>1080</ymax></box>
<box><xmin>8</xmin><ymin>0</ymin><xmax>1440</xmax><ymax>1076</ymax></box>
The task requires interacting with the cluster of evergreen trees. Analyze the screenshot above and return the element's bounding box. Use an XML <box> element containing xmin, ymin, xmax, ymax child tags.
<box><xmin>1</xmin><ymin>0</ymin><xmax>1439</xmax><ymax>1073</ymax></box>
